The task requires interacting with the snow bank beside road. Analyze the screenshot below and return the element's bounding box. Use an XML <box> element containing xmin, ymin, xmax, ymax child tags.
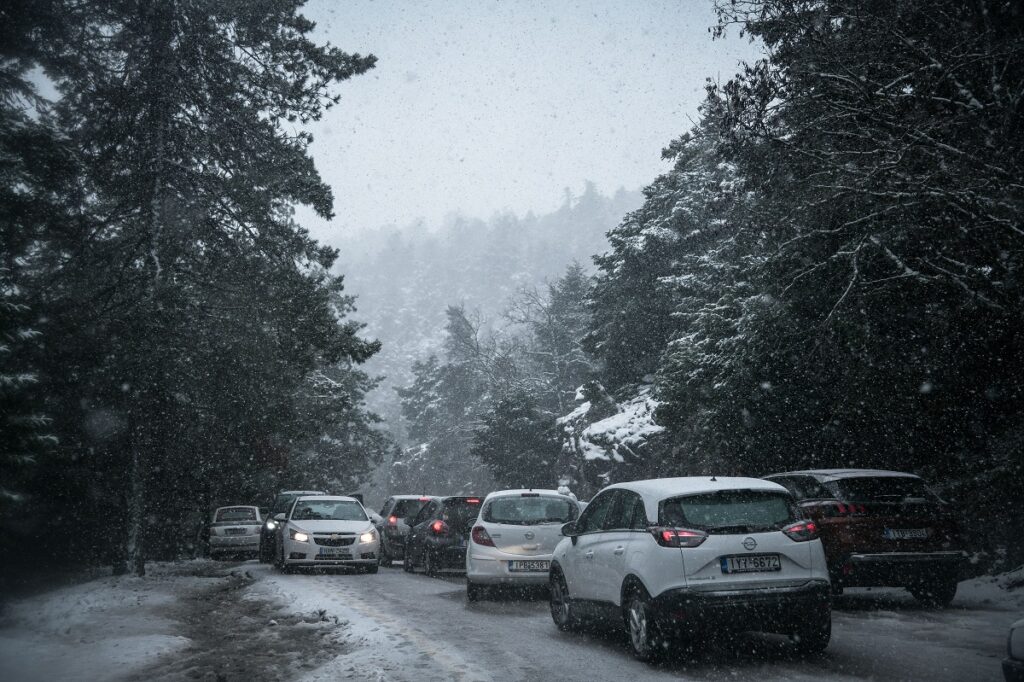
<box><xmin>0</xmin><ymin>561</ymin><xmax>211</xmax><ymax>682</ymax></box>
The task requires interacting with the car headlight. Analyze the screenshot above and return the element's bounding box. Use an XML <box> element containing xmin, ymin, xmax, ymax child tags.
<box><xmin>360</xmin><ymin>530</ymin><xmax>376</xmax><ymax>544</ymax></box>
<box><xmin>265</xmin><ymin>520</ymin><xmax>277</xmax><ymax>530</ymax></box>
<box><xmin>1011</xmin><ymin>623</ymin><xmax>1024</xmax><ymax>660</ymax></box>
<box><xmin>290</xmin><ymin>529</ymin><xmax>309</xmax><ymax>542</ymax></box>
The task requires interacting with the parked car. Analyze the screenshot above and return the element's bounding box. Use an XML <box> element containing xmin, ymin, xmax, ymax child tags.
<box><xmin>465</xmin><ymin>489</ymin><xmax>582</xmax><ymax>600</ymax></box>
<box><xmin>549</xmin><ymin>477</ymin><xmax>831</xmax><ymax>661</ymax></box>
<box><xmin>272</xmin><ymin>495</ymin><xmax>379</xmax><ymax>573</ymax></box>
<box><xmin>209</xmin><ymin>505</ymin><xmax>263</xmax><ymax>560</ymax></box>
<box><xmin>403</xmin><ymin>496</ymin><xmax>483</xmax><ymax>576</ymax></box>
<box><xmin>377</xmin><ymin>495</ymin><xmax>432</xmax><ymax>566</ymax></box>
<box><xmin>258</xmin><ymin>489</ymin><xmax>325</xmax><ymax>563</ymax></box>
<box><xmin>764</xmin><ymin>469</ymin><xmax>964</xmax><ymax>605</ymax></box>
<box><xmin>1006</xmin><ymin>618</ymin><xmax>1024</xmax><ymax>682</ymax></box>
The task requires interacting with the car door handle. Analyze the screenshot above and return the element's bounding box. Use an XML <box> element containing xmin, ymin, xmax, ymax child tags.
<box><xmin>584</xmin><ymin>550</ymin><xmax>594</xmax><ymax>559</ymax></box>
<box><xmin>613</xmin><ymin>546</ymin><xmax>625</xmax><ymax>555</ymax></box>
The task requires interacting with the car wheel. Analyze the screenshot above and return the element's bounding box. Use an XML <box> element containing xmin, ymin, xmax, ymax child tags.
<box><xmin>402</xmin><ymin>548</ymin><xmax>415</xmax><ymax>572</ymax></box>
<box><xmin>258</xmin><ymin>540</ymin><xmax>273</xmax><ymax>564</ymax></box>
<box><xmin>624</xmin><ymin>585</ymin><xmax>660</xmax><ymax>662</ymax></box>
<box><xmin>549</xmin><ymin>569</ymin><xmax>582</xmax><ymax>632</ymax></box>
<box><xmin>424</xmin><ymin>549</ymin><xmax>438</xmax><ymax>577</ymax></box>
<box><xmin>909</xmin><ymin>578</ymin><xmax>957</xmax><ymax>607</ymax></box>
<box><xmin>791</xmin><ymin>617</ymin><xmax>831</xmax><ymax>655</ymax></box>
<box><xmin>467</xmin><ymin>581</ymin><xmax>486</xmax><ymax>602</ymax></box>
<box><xmin>379</xmin><ymin>549</ymin><xmax>393</xmax><ymax>568</ymax></box>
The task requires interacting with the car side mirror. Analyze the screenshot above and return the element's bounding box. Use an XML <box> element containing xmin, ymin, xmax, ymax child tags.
<box><xmin>273</xmin><ymin>513</ymin><xmax>286</xmax><ymax>522</ymax></box>
<box><xmin>561</xmin><ymin>521</ymin><xmax>578</xmax><ymax>537</ymax></box>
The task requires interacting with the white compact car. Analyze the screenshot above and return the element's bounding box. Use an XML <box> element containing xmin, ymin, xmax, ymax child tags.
<box><xmin>466</xmin><ymin>489</ymin><xmax>582</xmax><ymax>600</ymax></box>
<box><xmin>548</xmin><ymin>477</ymin><xmax>831</xmax><ymax>661</ymax></box>
<box><xmin>273</xmin><ymin>495</ymin><xmax>380</xmax><ymax>573</ymax></box>
<box><xmin>209</xmin><ymin>505</ymin><xmax>263</xmax><ymax>559</ymax></box>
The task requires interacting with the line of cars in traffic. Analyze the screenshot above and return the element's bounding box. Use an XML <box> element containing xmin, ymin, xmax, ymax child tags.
<box><xmin>209</xmin><ymin>468</ymin><xmax>974</xmax><ymax>663</ymax></box>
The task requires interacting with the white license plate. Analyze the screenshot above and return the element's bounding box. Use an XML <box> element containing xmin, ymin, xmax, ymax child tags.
<box><xmin>508</xmin><ymin>560</ymin><xmax>549</xmax><ymax>572</ymax></box>
<box><xmin>720</xmin><ymin>554</ymin><xmax>781</xmax><ymax>574</ymax></box>
<box><xmin>318</xmin><ymin>547</ymin><xmax>350</xmax><ymax>557</ymax></box>
<box><xmin>883</xmin><ymin>528</ymin><xmax>930</xmax><ymax>540</ymax></box>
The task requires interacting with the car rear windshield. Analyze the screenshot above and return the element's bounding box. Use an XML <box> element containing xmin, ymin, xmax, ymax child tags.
<box><xmin>659</xmin><ymin>490</ymin><xmax>796</xmax><ymax>533</ymax></box>
<box><xmin>441</xmin><ymin>499</ymin><xmax>482</xmax><ymax>532</ymax></box>
<box><xmin>291</xmin><ymin>500</ymin><xmax>367</xmax><ymax>521</ymax></box>
<box><xmin>825</xmin><ymin>477</ymin><xmax>939</xmax><ymax>503</ymax></box>
<box><xmin>392</xmin><ymin>499</ymin><xmax>427</xmax><ymax>519</ymax></box>
<box><xmin>216</xmin><ymin>507</ymin><xmax>257</xmax><ymax>522</ymax></box>
<box><xmin>483</xmin><ymin>496</ymin><xmax>577</xmax><ymax>525</ymax></box>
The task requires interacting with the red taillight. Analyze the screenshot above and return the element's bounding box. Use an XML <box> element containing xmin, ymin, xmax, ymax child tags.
<box><xmin>418</xmin><ymin>496</ymin><xmax>431</xmax><ymax>501</ymax></box>
<box><xmin>830</xmin><ymin>501</ymin><xmax>867</xmax><ymax>516</ymax></box>
<box><xmin>466</xmin><ymin>498</ymin><xmax>481</xmax><ymax>504</ymax></box>
<box><xmin>387</xmin><ymin>515</ymin><xmax>398</xmax><ymax>527</ymax></box>
<box><xmin>651</xmin><ymin>527</ymin><xmax>707</xmax><ymax>548</ymax></box>
<box><xmin>431</xmin><ymin>520</ymin><xmax>449</xmax><ymax>535</ymax></box>
<box><xmin>471</xmin><ymin>526</ymin><xmax>494</xmax><ymax>546</ymax></box>
<box><xmin>783</xmin><ymin>520</ymin><xmax>818</xmax><ymax>542</ymax></box>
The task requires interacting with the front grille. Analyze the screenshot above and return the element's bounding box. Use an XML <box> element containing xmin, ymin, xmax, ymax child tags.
<box><xmin>314</xmin><ymin>535</ymin><xmax>355</xmax><ymax>547</ymax></box>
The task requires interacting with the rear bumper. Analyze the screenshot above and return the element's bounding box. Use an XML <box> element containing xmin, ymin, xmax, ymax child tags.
<box><xmin>467</xmin><ymin>550</ymin><xmax>552</xmax><ymax>585</ymax></box>
<box><xmin>1004</xmin><ymin>657</ymin><xmax>1024</xmax><ymax>682</ymax></box>
<box><xmin>382</xmin><ymin>533</ymin><xmax>407</xmax><ymax>558</ymax></box>
<box><xmin>651</xmin><ymin>580</ymin><xmax>831</xmax><ymax>634</ymax></box>
<box><xmin>210</xmin><ymin>536</ymin><xmax>259</xmax><ymax>550</ymax></box>
<box><xmin>841</xmin><ymin>551</ymin><xmax>964</xmax><ymax>586</ymax></box>
<box><xmin>434</xmin><ymin>544</ymin><xmax>467</xmax><ymax>569</ymax></box>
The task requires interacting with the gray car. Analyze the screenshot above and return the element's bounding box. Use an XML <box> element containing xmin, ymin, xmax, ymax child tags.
<box><xmin>377</xmin><ymin>495</ymin><xmax>432</xmax><ymax>566</ymax></box>
<box><xmin>209</xmin><ymin>505</ymin><xmax>263</xmax><ymax>560</ymax></box>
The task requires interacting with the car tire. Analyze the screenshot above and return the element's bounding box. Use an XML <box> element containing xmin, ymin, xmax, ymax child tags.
<box><xmin>791</xmin><ymin>617</ymin><xmax>831</xmax><ymax>655</ymax></box>
<box><xmin>624</xmin><ymin>585</ymin><xmax>661</xmax><ymax>662</ymax></box>
<box><xmin>467</xmin><ymin>581</ymin><xmax>486</xmax><ymax>602</ymax></box>
<box><xmin>909</xmin><ymin>578</ymin><xmax>957</xmax><ymax>607</ymax></box>
<box><xmin>258</xmin><ymin>540</ymin><xmax>273</xmax><ymax>564</ymax></box>
<box><xmin>549</xmin><ymin>569</ymin><xmax>582</xmax><ymax>632</ymax></box>
<box><xmin>379</xmin><ymin>550</ymin><xmax>393</xmax><ymax>568</ymax></box>
<box><xmin>424</xmin><ymin>549</ymin><xmax>438</xmax><ymax>577</ymax></box>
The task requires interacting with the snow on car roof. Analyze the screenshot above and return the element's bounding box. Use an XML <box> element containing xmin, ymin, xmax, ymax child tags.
<box><xmin>279</xmin><ymin>490</ymin><xmax>325</xmax><ymax>495</ymax></box>
<box><xmin>774</xmin><ymin>469</ymin><xmax>921</xmax><ymax>481</ymax></box>
<box><xmin>482</xmin><ymin>489</ymin><xmax>576</xmax><ymax>501</ymax></box>
<box><xmin>295</xmin><ymin>495</ymin><xmax>360</xmax><ymax>503</ymax></box>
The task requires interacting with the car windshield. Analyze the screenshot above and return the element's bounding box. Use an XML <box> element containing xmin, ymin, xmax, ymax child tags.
<box><xmin>291</xmin><ymin>500</ymin><xmax>367</xmax><ymax>521</ymax></box>
<box><xmin>659</xmin><ymin>490</ymin><xmax>796</xmax><ymax>533</ymax></box>
<box><xmin>392</xmin><ymin>499</ymin><xmax>427</xmax><ymax>519</ymax></box>
<box><xmin>825</xmin><ymin>477</ymin><xmax>940</xmax><ymax>503</ymax></box>
<box><xmin>483</xmin><ymin>496</ymin><xmax>576</xmax><ymax>525</ymax></box>
<box><xmin>216</xmin><ymin>507</ymin><xmax>257</xmax><ymax>522</ymax></box>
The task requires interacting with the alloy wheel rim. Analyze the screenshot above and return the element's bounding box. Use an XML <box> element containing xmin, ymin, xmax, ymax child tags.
<box><xmin>629</xmin><ymin>599</ymin><xmax>648</xmax><ymax>653</ymax></box>
<box><xmin>551</xmin><ymin>580</ymin><xmax>569</xmax><ymax>622</ymax></box>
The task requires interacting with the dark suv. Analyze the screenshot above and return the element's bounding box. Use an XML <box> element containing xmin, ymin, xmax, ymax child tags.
<box><xmin>377</xmin><ymin>495</ymin><xmax>432</xmax><ymax>566</ymax></box>
<box><xmin>765</xmin><ymin>469</ymin><xmax>963</xmax><ymax>605</ymax></box>
<box><xmin>403</xmin><ymin>496</ymin><xmax>483</xmax><ymax>576</ymax></box>
<box><xmin>257</xmin><ymin>489</ymin><xmax>325</xmax><ymax>563</ymax></box>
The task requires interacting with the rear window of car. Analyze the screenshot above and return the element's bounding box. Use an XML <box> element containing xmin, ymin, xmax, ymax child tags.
<box><xmin>392</xmin><ymin>498</ymin><xmax>427</xmax><ymax>518</ymax></box>
<box><xmin>659</xmin><ymin>490</ymin><xmax>796</xmax><ymax>533</ymax></box>
<box><xmin>216</xmin><ymin>507</ymin><xmax>257</xmax><ymax>522</ymax></box>
<box><xmin>441</xmin><ymin>499</ymin><xmax>483</xmax><ymax>532</ymax></box>
<box><xmin>483</xmin><ymin>496</ymin><xmax>577</xmax><ymax>525</ymax></box>
<box><xmin>291</xmin><ymin>500</ymin><xmax>367</xmax><ymax>521</ymax></box>
<box><xmin>825</xmin><ymin>476</ymin><xmax>939</xmax><ymax>503</ymax></box>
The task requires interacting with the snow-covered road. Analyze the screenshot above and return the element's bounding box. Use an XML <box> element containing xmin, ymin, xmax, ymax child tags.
<box><xmin>253</xmin><ymin>563</ymin><xmax>1018</xmax><ymax>682</ymax></box>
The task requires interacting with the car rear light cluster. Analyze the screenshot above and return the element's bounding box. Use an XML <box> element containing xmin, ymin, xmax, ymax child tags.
<box><xmin>830</xmin><ymin>502</ymin><xmax>867</xmax><ymax>516</ymax></box>
<box><xmin>387</xmin><ymin>515</ymin><xmax>398</xmax><ymax>527</ymax></box>
<box><xmin>471</xmin><ymin>526</ymin><xmax>495</xmax><ymax>546</ymax></box>
<box><xmin>782</xmin><ymin>520</ymin><xmax>818</xmax><ymax>542</ymax></box>
<box><xmin>466</xmin><ymin>498</ymin><xmax>481</xmax><ymax>504</ymax></box>
<box><xmin>431</xmin><ymin>520</ymin><xmax>449</xmax><ymax>535</ymax></box>
<box><xmin>650</xmin><ymin>527</ymin><xmax>707</xmax><ymax>548</ymax></box>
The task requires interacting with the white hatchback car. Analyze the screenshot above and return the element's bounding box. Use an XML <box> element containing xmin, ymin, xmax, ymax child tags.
<box><xmin>466</xmin><ymin>489</ymin><xmax>582</xmax><ymax>600</ymax></box>
<box><xmin>273</xmin><ymin>495</ymin><xmax>380</xmax><ymax>573</ymax></box>
<box><xmin>209</xmin><ymin>505</ymin><xmax>263</xmax><ymax>559</ymax></box>
<box><xmin>549</xmin><ymin>477</ymin><xmax>831</xmax><ymax>661</ymax></box>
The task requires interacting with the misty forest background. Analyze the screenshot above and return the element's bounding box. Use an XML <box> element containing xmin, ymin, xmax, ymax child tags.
<box><xmin>2</xmin><ymin>0</ymin><xmax>1023</xmax><ymax>586</ymax></box>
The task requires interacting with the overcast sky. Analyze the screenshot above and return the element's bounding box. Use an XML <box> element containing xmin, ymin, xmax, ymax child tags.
<box><xmin>297</xmin><ymin>0</ymin><xmax>762</xmax><ymax>245</ymax></box>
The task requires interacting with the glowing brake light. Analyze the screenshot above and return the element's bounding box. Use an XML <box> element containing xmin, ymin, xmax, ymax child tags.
<box><xmin>466</xmin><ymin>498</ymin><xmax>481</xmax><ymax>504</ymax></box>
<box><xmin>418</xmin><ymin>497</ymin><xmax>431</xmax><ymax>501</ymax></box>
<box><xmin>651</xmin><ymin>527</ymin><xmax>707</xmax><ymax>548</ymax></box>
<box><xmin>431</xmin><ymin>520</ymin><xmax>449</xmax><ymax>535</ymax></box>
<box><xmin>387</xmin><ymin>515</ymin><xmax>398</xmax><ymax>527</ymax></box>
<box><xmin>471</xmin><ymin>526</ymin><xmax>495</xmax><ymax>546</ymax></box>
<box><xmin>783</xmin><ymin>520</ymin><xmax>818</xmax><ymax>542</ymax></box>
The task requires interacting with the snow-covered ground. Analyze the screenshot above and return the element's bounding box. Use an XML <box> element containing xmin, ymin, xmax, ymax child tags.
<box><xmin>1</xmin><ymin>561</ymin><xmax>1020</xmax><ymax>681</ymax></box>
